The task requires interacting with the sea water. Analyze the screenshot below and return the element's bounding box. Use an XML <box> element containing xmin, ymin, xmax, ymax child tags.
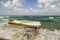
<box><xmin>0</xmin><ymin>19</ymin><xmax>60</xmax><ymax>40</ymax></box>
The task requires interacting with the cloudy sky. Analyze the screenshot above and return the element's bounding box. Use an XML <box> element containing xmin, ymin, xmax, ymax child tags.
<box><xmin>0</xmin><ymin>0</ymin><xmax>60</xmax><ymax>15</ymax></box>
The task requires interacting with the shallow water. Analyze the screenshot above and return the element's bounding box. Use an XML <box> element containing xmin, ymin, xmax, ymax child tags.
<box><xmin>0</xmin><ymin>27</ymin><xmax>60</xmax><ymax>40</ymax></box>
<box><xmin>0</xmin><ymin>21</ymin><xmax>60</xmax><ymax>40</ymax></box>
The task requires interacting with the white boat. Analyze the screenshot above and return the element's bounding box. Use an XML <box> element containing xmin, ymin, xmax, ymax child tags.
<box><xmin>8</xmin><ymin>20</ymin><xmax>41</xmax><ymax>28</ymax></box>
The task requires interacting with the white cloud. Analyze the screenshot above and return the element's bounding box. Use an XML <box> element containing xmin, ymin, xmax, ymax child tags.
<box><xmin>0</xmin><ymin>0</ymin><xmax>60</xmax><ymax>15</ymax></box>
<box><xmin>37</xmin><ymin>0</ymin><xmax>60</xmax><ymax>12</ymax></box>
<box><xmin>3</xmin><ymin>1</ymin><xmax>12</xmax><ymax>8</ymax></box>
<box><xmin>50</xmin><ymin>5</ymin><xmax>56</xmax><ymax>9</ymax></box>
<box><xmin>29</xmin><ymin>8</ymin><xmax>33</xmax><ymax>10</ymax></box>
<box><xmin>12</xmin><ymin>0</ymin><xmax>23</xmax><ymax>7</ymax></box>
<box><xmin>1</xmin><ymin>0</ymin><xmax>38</xmax><ymax>14</ymax></box>
<box><xmin>37</xmin><ymin>0</ymin><xmax>53</xmax><ymax>10</ymax></box>
<box><xmin>2</xmin><ymin>0</ymin><xmax>23</xmax><ymax>9</ymax></box>
<box><xmin>38</xmin><ymin>0</ymin><xmax>53</xmax><ymax>3</ymax></box>
<box><xmin>12</xmin><ymin>0</ymin><xmax>19</xmax><ymax>4</ymax></box>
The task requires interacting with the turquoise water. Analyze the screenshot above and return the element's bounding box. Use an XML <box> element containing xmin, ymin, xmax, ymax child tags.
<box><xmin>0</xmin><ymin>16</ymin><xmax>60</xmax><ymax>29</ymax></box>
